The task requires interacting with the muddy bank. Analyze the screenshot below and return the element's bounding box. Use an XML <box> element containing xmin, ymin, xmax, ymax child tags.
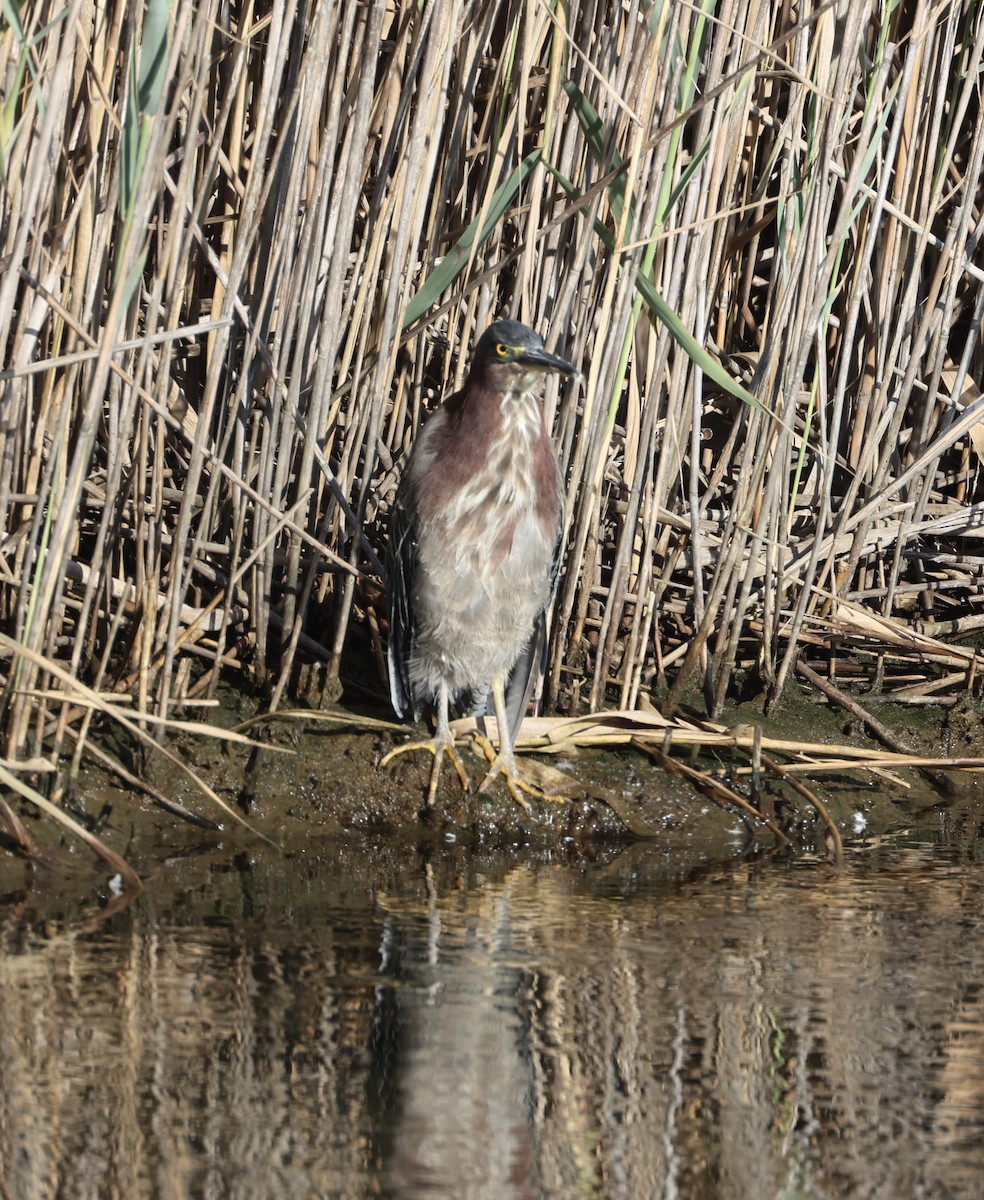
<box><xmin>4</xmin><ymin>684</ymin><xmax>981</xmax><ymax>899</ymax></box>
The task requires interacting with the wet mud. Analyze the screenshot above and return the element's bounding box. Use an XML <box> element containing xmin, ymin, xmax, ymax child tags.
<box><xmin>4</xmin><ymin>686</ymin><xmax>982</xmax><ymax>903</ymax></box>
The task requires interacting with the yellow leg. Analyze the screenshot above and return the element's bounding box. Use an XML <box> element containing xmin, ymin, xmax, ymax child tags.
<box><xmin>381</xmin><ymin>682</ymin><xmax>470</xmax><ymax>805</ymax></box>
<box><xmin>475</xmin><ymin>676</ymin><xmax>564</xmax><ymax>810</ymax></box>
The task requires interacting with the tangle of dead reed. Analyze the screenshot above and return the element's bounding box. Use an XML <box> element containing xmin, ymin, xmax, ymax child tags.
<box><xmin>2</xmin><ymin>1</ymin><xmax>984</xmax><ymax>851</ymax></box>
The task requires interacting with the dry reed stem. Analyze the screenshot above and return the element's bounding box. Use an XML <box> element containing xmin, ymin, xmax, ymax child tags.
<box><xmin>1</xmin><ymin>0</ymin><xmax>983</xmax><ymax>853</ymax></box>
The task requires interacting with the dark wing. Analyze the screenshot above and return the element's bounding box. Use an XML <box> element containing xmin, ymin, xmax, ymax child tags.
<box><xmin>495</xmin><ymin>526</ymin><xmax>564</xmax><ymax>741</ymax></box>
<box><xmin>386</xmin><ymin>485</ymin><xmax>418</xmax><ymax>720</ymax></box>
<box><xmin>497</xmin><ymin>610</ymin><xmax>548</xmax><ymax>741</ymax></box>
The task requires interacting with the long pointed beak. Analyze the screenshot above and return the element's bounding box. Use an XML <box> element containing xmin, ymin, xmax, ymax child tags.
<box><xmin>519</xmin><ymin>345</ymin><xmax>579</xmax><ymax>377</ymax></box>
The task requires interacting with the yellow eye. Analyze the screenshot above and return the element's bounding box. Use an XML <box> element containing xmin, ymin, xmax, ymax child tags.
<box><xmin>496</xmin><ymin>343</ymin><xmax>510</xmax><ymax>357</ymax></box>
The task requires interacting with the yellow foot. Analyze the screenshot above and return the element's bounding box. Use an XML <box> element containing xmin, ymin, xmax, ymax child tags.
<box><xmin>380</xmin><ymin>736</ymin><xmax>471</xmax><ymax>806</ymax></box>
<box><xmin>470</xmin><ymin>733</ymin><xmax>568</xmax><ymax>812</ymax></box>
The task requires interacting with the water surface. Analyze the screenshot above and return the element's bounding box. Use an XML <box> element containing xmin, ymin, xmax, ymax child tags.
<box><xmin>2</xmin><ymin>814</ymin><xmax>983</xmax><ymax>1198</ymax></box>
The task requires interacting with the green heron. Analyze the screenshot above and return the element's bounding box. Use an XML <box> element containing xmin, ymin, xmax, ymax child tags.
<box><xmin>382</xmin><ymin>318</ymin><xmax>579</xmax><ymax>808</ymax></box>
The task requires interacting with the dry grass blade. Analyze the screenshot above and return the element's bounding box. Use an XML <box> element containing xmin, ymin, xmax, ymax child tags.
<box><xmin>0</xmin><ymin>634</ymin><xmax>277</xmax><ymax>843</ymax></box>
<box><xmin>461</xmin><ymin>708</ymin><xmax>984</xmax><ymax>782</ymax></box>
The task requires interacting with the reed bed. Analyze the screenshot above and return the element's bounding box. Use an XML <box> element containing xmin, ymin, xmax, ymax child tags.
<box><xmin>2</xmin><ymin>0</ymin><xmax>984</xmax><ymax>842</ymax></box>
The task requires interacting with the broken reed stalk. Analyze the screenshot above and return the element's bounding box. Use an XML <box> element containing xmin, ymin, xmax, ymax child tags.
<box><xmin>757</xmin><ymin>752</ymin><xmax>845</xmax><ymax>867</ymax></box>
<box><xmin>0</xmin><ymin>0</ymin><xmax>983</xmax><ymax>858</ymax></box>
<box><xmin>795</xmin><ymin>659</ymin><xmax>956</xmax><ymax>797</ymax></box>
<box><xmin>631</xmin><ymin>737</ymin><xmax>792</xmax><ymax>850</ymax></box>
<box><xmin>633</xmin><ymin>712</ymin><xmax>843</xmax><ymax>862</ymax></box>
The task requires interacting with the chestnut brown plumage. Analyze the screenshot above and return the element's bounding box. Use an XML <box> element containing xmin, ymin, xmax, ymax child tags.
<box><xmin>383</xmin><ymin>319</ymin><xmax>579</xmax><ymax>807</ymax></box>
